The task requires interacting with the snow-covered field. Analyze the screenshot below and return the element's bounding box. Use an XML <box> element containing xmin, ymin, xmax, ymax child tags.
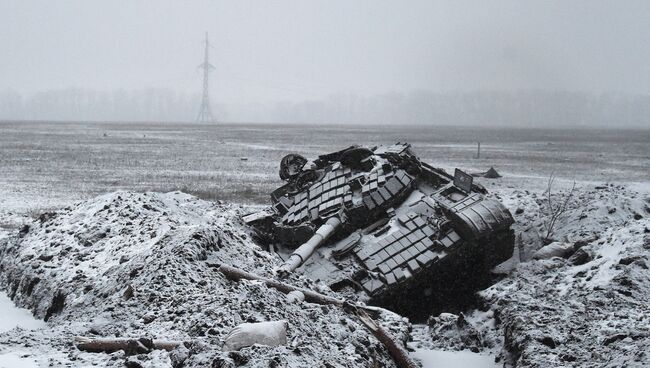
<box><xmin>0</xmin><ymin>122</ymin><xmax>648</xmax><ymax>367</ymax></box>
<box><xmin>1</xmin><ymin>122</ymin><xmax>647</xmax><ymax>217</ymax></box>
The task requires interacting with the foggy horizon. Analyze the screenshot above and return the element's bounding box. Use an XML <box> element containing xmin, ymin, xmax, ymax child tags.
<box><xmin>1</xmin><ymin>88</ymin><xmax>649</xmax><ymax>129</ymax></box>
<box><xmin>1</xmin><ymin>0</ymin><xmax>649</xmax><ymax>127</ymax></box>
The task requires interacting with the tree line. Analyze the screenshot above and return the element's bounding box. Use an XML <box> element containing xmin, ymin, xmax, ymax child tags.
<box><xmin>1</xmin><ymin>88</ymin><xmax>648</xmax><ymax>128</ymax></box>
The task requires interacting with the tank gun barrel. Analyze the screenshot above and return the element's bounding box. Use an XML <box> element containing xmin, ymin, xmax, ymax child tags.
<box><xmin>278</xmin><ymin>216</ymin><xmax>342</xmax><ymax>276</ymax></box>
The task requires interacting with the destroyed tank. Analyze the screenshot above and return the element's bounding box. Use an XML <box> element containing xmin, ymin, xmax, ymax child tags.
<box><xmin>244</xmin><ymin>143</ymin><xmax>514</xmax><ymax>319</ymax></box>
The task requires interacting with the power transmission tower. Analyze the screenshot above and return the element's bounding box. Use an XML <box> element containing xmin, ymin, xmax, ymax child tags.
<box><xmin>196</xmin><ymin>32</ymin><xmax>216</xmax><ymax>123</ymax></box>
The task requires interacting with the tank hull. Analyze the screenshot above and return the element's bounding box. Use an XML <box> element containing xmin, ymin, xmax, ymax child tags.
<box><xmin>244</xmin><ymin>143</ymin><xmax>515</xmax><ymax>319</ymax></box>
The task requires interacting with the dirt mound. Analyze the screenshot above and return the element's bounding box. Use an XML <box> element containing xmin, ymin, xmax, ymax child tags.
<box><xmin>0</xmin><ymin>191</ymin><xmax>409</xmax><ymax>367</ymax></box>
<box><xmin>483</xmin><ymin>219</ymin><xmax>650</xmax><ymax>367</ymax></box>
<box><xmin>415</xmin><ymin>183</ymin><xmax>650</xmax><ymax>367</ymax></box>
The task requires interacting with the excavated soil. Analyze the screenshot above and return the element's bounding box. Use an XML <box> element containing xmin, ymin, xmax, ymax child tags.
<box><xmin>1</xmin><ymin>181</ymin><xmax>649</xmax><ymax>368</ymax></box>
<box><xmin>0</xmin><ymin>191</ymin><xmax>409</xmax><ymax>367</ymax></box>
<box><xmin>411</xmin><ymin>183</ymin><xmax>650</xmax><ymax>367</ymax></box>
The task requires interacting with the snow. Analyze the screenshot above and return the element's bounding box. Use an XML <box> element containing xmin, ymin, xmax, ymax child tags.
<box><xmin>0</xmin><ymin>351</ymin><xmax>39</xmax><ymax>368</ymax></box>
<box><xmin>0</xmin><ymin>293</ymin><xmax>43</xmax><ymax>368</ymax></box>
<box><xmin>222</xmin><ymin>320</ymin><xmax>288</xmax><ymax>351</ymax></box>
<box><xmin>406</xmin><ymin>181</ymin><xmax>650</xmax><ymax>367</ymax></box>
<box><xmin>0</xmin><ymin>178</ymin><xmax>648</xmax><ymax>367</ymax></box>
<box><xmin>412</xmin><ymin>349</ymin><xmax>500</xmax><ymax>368</ymax></box>
<box><xmin>0</xmin><ymin>191</ymin><xmax>411</xmax><ymax>367</ymax></box>
<box><xmin>475</xmin><ymin>183</ymin><xmax>650</xmax><ymax>367</ymax></box>
<box><xmin>0</xmin><ymin>292</ymin><xmax>45</xmax><ymax>333</ymax></box>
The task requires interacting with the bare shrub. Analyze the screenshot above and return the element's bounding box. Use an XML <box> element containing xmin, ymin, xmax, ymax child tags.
<box><xmin>542</xmin><ymin>173</ymin><xmax>577</xmax><ymax>243</ymax></box>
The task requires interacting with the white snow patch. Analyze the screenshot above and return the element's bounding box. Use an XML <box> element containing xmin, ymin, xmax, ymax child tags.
<box><xmin>411</xmin><ymin>349</ymin><xmax>500</xmax><ymax>368</ymax></box>
<box><xmin>0</xmin><ymin>292</ymin><xmax>45</xmax><ymax>333</ymax></box>
<box><xmin>0</xmin><ymin>351</ymin><xmax>39</xmax><ymax>368</ymax></box>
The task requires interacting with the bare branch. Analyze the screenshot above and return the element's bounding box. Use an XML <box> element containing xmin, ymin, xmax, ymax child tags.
<box><xmin>543</xmin><ymin>174</ymin><xmax>576</xmax><ymax>242</ymax></box>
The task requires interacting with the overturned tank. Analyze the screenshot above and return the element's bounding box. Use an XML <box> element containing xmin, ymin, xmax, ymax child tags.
<box><xmin>244</xmin><ymin>143</ymin><xmax>514</xmax><ymax>319</ymax></box>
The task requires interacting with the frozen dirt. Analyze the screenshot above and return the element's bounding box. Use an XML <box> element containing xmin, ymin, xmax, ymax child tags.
<box><xmin>0</xmin><ymin>191</ymin><xmax>410</xmax><ymax>368</ymax></box>
<box><xmin>412</xmin><ymin>180</ymin><xmax>650</xmax><ymax>367</ymax></box>
<box><xmin>0</xmin><ymin>177</ymin><xmax>648</xmax><ymax>367</ymax></box>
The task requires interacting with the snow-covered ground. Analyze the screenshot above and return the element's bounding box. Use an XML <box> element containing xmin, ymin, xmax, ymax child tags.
<box><xmin>0</xmin><ymin>291</ymin><xmax>43</xmax><ymax>368</ymax></box>
<box><xmin>0</xmin><ymin>291</ymin><xmax>500</xmax><ymax>368</ymax></box>
<box><xmin>0</xmin><ymin>176</ymin><xmax>648</xmax><ymax>367</ymax></box>
<box><xmin>0</xmin><ymin>125</ymin><xmax>648</xmax><ymax>367</ymax></box>
<box><xmin>0</xmin><ymin>351</ymin><xmax>38</xmax><ymax>368</ymax></box>
<box><xmin>0</xmin><ymin>191</ymin><xmax>410</xmax><ymax>367</ymax></box>
<box><xmin>0</xmin><ymin>291</ymin><xmax>44</xmax><ymax>333</ymax></box>
<box><xmin>0</xmin><ymin>230</ymin><xmax>44</xmax><ymax>368</ymax></box>
<box><xmin>412</xmin><ymin>349</ymin><xmax>500</xmax><ymax>368</ymax></box>
<box><xmin>406</xmin><ymin>179</ymin><xmax>649</xmax><ymax>367</ymax></box>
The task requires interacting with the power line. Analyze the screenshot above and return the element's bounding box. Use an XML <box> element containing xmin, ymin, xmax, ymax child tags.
<box><xmin>196</xmin><ymin>32</ymin><xmax>216</xmax><ymax>123</ymax></box>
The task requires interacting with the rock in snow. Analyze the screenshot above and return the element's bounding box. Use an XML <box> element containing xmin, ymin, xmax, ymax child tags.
<box><xmin>531</xmin><ymin>242</ymin><xmax>575</xmax><ymax>260</ymax></box>
<box><xmin>222</xmin><ymin>320</ymin><xmax>288</xmax><ymax>351</ymax></box>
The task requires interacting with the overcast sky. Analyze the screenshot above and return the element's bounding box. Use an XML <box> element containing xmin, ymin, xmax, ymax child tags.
<box><xmin>1</xmin><ymin>0</ymin><xmax>649</xmax><ymax>105</ymax></box>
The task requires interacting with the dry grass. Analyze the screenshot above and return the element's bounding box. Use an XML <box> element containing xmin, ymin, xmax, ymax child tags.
<box><xmin>0</xmin><ymin>121</ymin><xmax>647</xmax><ymax>214</ymax></box>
